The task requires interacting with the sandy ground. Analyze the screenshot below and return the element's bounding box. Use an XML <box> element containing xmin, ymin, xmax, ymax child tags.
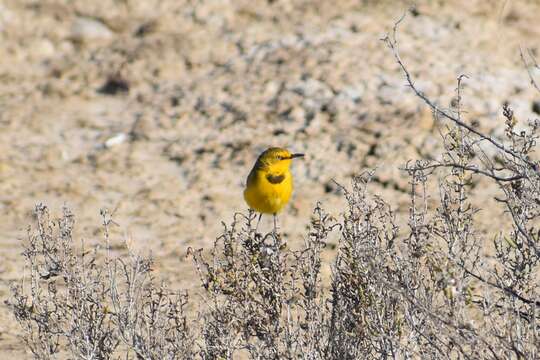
<box><xmin>1</xmin><ymin>0</ymin><xmax>539</xmax><ymax>357</ymax></box>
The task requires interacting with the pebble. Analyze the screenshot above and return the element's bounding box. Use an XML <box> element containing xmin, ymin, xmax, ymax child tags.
<box><xmin>71</xmin><ymin>17</ymin><xmax>113</xmax><ymax>42</ymax></box>
<box><xmin>32</xmin><ymin>39</ymin><xmax>55</xmax><ymax>58</ymax></box>
<box><xmin>532</xmin><ymin>100</ymin><xmax>540</xmax><ymax>115</ymax></box>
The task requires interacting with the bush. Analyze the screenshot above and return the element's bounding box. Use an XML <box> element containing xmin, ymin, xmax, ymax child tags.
<box><xmin>7</xmin><ymin>206</ymin><xmax>193</xmax><ymax>359</ymax></box>
<box><xmin>6</xmin><ymin>15</ymin><xmax>539</xmax><ymax>360</ymax></box>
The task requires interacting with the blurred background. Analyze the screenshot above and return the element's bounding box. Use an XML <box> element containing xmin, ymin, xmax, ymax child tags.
<box><xmin>1</xmin><ymin>0</ymin><xmax>539</xmax><ymax>355</ymax></box>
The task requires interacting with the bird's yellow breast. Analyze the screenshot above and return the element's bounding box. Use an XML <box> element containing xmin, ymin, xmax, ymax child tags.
<box><xmin>243</xmin><ymin>167</ymin><xmax>293</xmax><ymax>215</ymax></box>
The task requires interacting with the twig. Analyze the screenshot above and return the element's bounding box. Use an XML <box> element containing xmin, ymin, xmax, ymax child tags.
<box><xmin>520</xmin><ymin>47</ymin><xmax>540</xmax><ymax>93</ymax></box>
<box><xmin>381</xmin><ymin>19</ymin><xmax>538</xmax><ymax>171</ymax></box>
<box><xmin>404</xmin><ymin>162</ymin><xmax>524</xmax><ymax>182</ymax></box>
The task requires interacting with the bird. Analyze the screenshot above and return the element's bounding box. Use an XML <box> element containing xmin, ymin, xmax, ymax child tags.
<box><xmin>243</xmin><ymin>147</ymin><xmax>304</xmax><ymax>233</ymax></box>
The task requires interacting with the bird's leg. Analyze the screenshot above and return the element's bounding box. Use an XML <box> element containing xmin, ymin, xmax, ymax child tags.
<box><xmin>273</xmin><ymin>213</ymin><xmax>278</xmax><ymax>234</ymax></box>
<box><xmin>255</xmin><ymin>213</ymin><xmax>263</xmax><ymax>234</ymax></box>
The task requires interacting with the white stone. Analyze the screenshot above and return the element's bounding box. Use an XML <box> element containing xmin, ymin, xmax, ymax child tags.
<box><xmin>71</xmin><ymin>17</ymin><xmax>113</xmax><ymax>42</ymax></box>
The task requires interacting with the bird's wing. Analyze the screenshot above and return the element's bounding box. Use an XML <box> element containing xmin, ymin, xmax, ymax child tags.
<box><xmin>246</xmin><ymin>166</ymin><xmax>257</xmax><ymax>186</ymax></box>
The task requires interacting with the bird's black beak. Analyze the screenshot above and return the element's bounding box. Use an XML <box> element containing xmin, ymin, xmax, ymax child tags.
<box><xmin>291</xmin><ymin>153</ymin><xmax>305</xmax><ymax>159</ymax></box>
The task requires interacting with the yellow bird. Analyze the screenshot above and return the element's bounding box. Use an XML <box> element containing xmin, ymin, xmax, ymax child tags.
<box><xmin>244</xmin><ymin>147</ymin><xmax>304</xmax><ymax>231</ymax></box>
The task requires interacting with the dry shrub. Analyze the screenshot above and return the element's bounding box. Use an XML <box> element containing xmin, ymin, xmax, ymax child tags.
<box><xmin>7</xmin><ymin>206</ymin><xmax>193</xmax><ymax>359</ymax></box>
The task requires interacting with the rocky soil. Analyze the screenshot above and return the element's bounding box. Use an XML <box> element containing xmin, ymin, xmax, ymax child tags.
<box><xmin>1</xmin><ymin>0</ymin><xmax>539</xmax><ymax>356</ymax></box>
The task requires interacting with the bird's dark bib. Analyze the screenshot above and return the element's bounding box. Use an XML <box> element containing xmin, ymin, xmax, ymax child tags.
<box><xmin>266</xmin><ymin>173</ymin><xmax>285</xmax><ymax>184</ymax></box>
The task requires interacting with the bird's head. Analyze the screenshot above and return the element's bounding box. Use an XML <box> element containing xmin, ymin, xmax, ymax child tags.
<box><xmin>256</xmin><ymin>147</ymin><xmax>304</xmax><ymax>170</ymax></box>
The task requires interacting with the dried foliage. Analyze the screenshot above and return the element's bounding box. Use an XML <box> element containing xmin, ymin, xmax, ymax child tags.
<box><xmin>7</xmin><ymin>206</ymin><xmax>193</xmax><ymax>359</ymax></box>
<box><xmin>6</xmin><ymin>12</ymin><xmax>539</xmax><ymax>360</ymax></box>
